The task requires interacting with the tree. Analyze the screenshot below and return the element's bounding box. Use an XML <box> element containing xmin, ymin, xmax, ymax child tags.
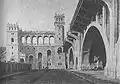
<box><xmin>0</xmin><ymin>47</ymin><xmax>6</xmax><ymax>62</ymax></box>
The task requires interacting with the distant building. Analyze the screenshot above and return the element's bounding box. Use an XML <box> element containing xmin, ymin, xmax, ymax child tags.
<box><xmin>6</xmin><ymin>13</ymin><xmax>66</xmax><ymax>69</ymax></box>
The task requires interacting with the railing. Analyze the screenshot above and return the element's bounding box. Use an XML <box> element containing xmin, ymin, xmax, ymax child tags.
<box><xmin>0</xmin><ymin>62</ymin><xmax>31</xmax><ymax>78</ymax></box>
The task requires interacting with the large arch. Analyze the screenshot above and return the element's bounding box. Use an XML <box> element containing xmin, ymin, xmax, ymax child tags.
<box><xmin>47</xmin><ymin>50</ymin><xmax>52</xmax><ymax>68</ymax></box>
<box><xmin>81</xmin><ymin>25</ymin><xmax>107</xmax><ymax>70</ymax></box>
<box><xmin>38</xmin><ymin>52</ymin><xmax>42</xmax><ymax>69</ymax></box>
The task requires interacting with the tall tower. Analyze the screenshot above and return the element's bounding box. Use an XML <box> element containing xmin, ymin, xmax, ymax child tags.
<box><xmin>54</xmin><ymin>13</ymin><xmax>65</xmax><ymax>46</ymax></box>
<box><xmin>54</xmin><ymin>13</ymin><xmax>66</xmax><ymax>69</ymax></box>
<box><xmin>6</xmin><ymin>23</ymin><xmax>19</xmax><ymax>62</ymax></box>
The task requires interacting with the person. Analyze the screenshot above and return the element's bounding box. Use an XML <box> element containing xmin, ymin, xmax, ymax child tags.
<box><xmin>93</xmin><ymin>56</ymin><xmax>99</xmax><ymax>70</ymax></box>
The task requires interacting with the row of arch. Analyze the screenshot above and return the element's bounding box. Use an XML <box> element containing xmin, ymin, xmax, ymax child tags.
<box><xmin>21</xmin><ymin>36</ymin><xmax>55</xmax><ymax>45</ymax></box>
<box><xmin>20</xmin><ymin>50</ymin><xmax>52</xmax><ymax>64</ymax></box>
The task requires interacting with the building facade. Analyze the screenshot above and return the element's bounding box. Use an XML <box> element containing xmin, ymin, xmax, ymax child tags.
<box><xmin>65</xmin><ymin>0</ymin><xmax>120</xmax><ymax>79</ymax></box>
<box><xmin>6</xmin><ymin>13</ymin><xmax>65</xmax><ymax>69</ymax></box>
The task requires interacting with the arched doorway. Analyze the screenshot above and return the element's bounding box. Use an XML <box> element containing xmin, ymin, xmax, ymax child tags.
<box><xmin>82</xmin><ymin>26</ymin><xmax>106</xmax><ymax>71</ymax></box>
<box><xmin>69</xmin><ymin>48</ymin><xmax>74</xmax><ymax>69</ymax></box>
<box><xmin>47</xmin><ymin>50</ymin><xmax>52</xmax><ymax>68</ymax></box>
<box><xmin>38</xmin><ymin>53</ymin><xmax>42</xmax><ymax>69</ymax></box>
<box><xmin>29</xmin><ymin>55</ymin><xmax>33</xmax><ymax>64</ymax></box>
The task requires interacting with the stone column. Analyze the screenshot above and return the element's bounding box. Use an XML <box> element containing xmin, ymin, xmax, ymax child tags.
<box><xmin>96</xmin><ymin>13</ymin><xmax>98</xmax><ymax>23</ymax></box>
<box><xmin>49</xmin><ymin>36</ymin><xmax>50</xmax><ymax>45</ymax></box>
<box><xmin>25</xmin><ymin>36</ymin><xmax>27</xmax><ymax>44</ymax></box>
<box><xmin>31</xmin><ymin>36</ymin><xmax>33</xmax><ymax>45</ymax></box>
<box><xmin>43</xmin><ymin>36</ymin><xmax>44</xmax><ymax>44</ymax></box>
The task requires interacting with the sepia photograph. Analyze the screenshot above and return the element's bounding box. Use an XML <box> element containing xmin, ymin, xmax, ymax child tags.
<box><xmin>0</xmin><ymin>0</ymin><xmax>120</xmax><ymax>84</ymax></box>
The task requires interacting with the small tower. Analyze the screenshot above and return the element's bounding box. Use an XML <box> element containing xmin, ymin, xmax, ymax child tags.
<box><xmin>54</xmin><ymin>12</ymin><xmax>65</xmax><ymax>46</ymax></box>
<box><xmin>6</xmin><ymin>23</ymin><xmax>19</xmax><ymax>62</ymax></box>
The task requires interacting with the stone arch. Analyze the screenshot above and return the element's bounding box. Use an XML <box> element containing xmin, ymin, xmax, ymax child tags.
<box><xmin>38</xmin><ymin>36</ymin><xmax>43</xmax><ymax>44</ymax></box>
<box><xmin>47</xmin><ymin>49</ymin><xmax>52</xmax><ymax>68</ymax></box>
<box><xmin>21</xmin><ymin>36</ymin><xmax>25</xmax><ymax>43</ymax></box>
<box><xmin>49</xmin><ymin>36</ymin><xmax>54</xmax><ymax>44</ymax></box>
<box><xmin>26</xmin><ymin>36</ymin><xmax>31</xmax><ymax>44</ymax></box>
<box><xmin>68</xmin><ymin>47</ymin><xmax>74</xmax><ymax>69</ymax></box>
<box><xmin>32</xmin><ymin>36</ymin><xmax>37</xmax><ymax>45</ymax></box>
<box><xmin>29</xmin><ymin>55</ymin><xmax>33</xmax><ymax>64</ymax></box>
<box><xmin>94</xmin><ymin>1</ymin><xmax>111</xmax><ymax>42</ymax></box>
<box><xmin>81</xmin><ymin>23</ymin><xmax>108</xmax><ymax>70</ymax></box>
<box><xmin>38</xmin><ymin>52</ymin><xmax>42</xmax><ymax>69</ymax></box>
<box><xmin>44</xmin><ymin>36</ymin><xmax>49</xmax><ymax>44</ymax></box>
<box><xmin>38</xmin><ymin>52</ymin><xmax>42</xmax><ymax>61</ymax></box>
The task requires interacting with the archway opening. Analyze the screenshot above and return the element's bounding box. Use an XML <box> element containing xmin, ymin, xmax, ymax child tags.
<box><xmin>29</xmin><ymin>55</ymin><xmax>33</xmax><ymax>64</ymax></box>
<box><xmin>26</xmin><ymin>36</ymin><xmax>31</xmax><ymax>44</ymax></box>
<box><xmin>44</xmin><ymin>36</ymin><xmax>49</xmax><ymax>44</ymax></box>
<box><xmin>38</xmin><ymin>36</ymin><xmax>43</xmax><ymax>44</ymax></box>
<box><xmin>82</xmin><ymin>26</ymin><xmax>106</xmax><ymax>71</ymax></box>
<box><xmin>47</xmin><ymin>50</ymin><xmax>52</xmax><ymax>68</ymax></box>
<box><xmin>50</xmin><ymin>36</ymin><xmax>54</xmax><ymax>45</ymax></box>
<box><xmin>69</xmin><ymin>48</ymin><xmax>74</xmax><ymax>69</ymax></box>
<box><xmin>32</xmin><ymin>36</ymin><xmax>37</xmax><ymax>45</ymax></box>
<box><xmin>38</xmin><ymin>53</ymin><xmax>42</xmax><ymax>69</ymax></box>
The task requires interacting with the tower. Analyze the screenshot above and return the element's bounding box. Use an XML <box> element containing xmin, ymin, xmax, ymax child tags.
<box><xmin>54</xmin><ymin>13</ymin><xmax>65</xmax><ymax>46</ymax></box>
<box><xmin>54</xmin><ymin>13</ymin><xmax>66</xmax><ymax>69</ymax></box>
<box><xmin>6</xmin><ymin>23</ymin><xmax>19</xmax><ymax>62</ymax></box>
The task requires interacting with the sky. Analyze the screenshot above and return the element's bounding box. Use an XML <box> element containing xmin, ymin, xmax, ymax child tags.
<box><xmin>1</xmin><ymin>0</ymin><xmax>79</xmax><ymax>46</ymax></box>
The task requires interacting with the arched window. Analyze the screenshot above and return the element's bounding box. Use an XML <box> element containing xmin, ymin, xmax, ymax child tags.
<box><xmin>50</xmin><ymin>36</ymin><xmax>54</xmax><ymax>44</ymax></box>
<box><xmin>38</xmin><ymin>36</ymin><xmax>43</xmax><ymax>44</ymax></box>
<box><xmin>44</xmin><ymin>36</ymin><xmax>49</xmax><ymax>44</ymax></box>
<box><xmin>57</xmin><ymin>47</ymin><xmax>62</xmax><ymax>54</ymax></box>
<box><xmin>38</xmin><ymin>53</ymin><xmax>42</xmax><ymax>61</ymax></box>
<box><xmin>26</xmin><ymin>36</ymin><xmax>31</xmax><ymax>44</ymax></box>
<box><xmin>11</xmin><ymin>38</ymin><xmax>14</xmax><ymax>42</ymax></box>
<box><xmin>21</xmin><ymin>36</ymin><xmax>25</xmax><ymax>43</ymax></box>
<box><xmin>32</xmin><ymin>36</ymin><xmax>37</xmax><ymax>45</ymax></box>
<box><xmin>47</xmin><ymin>50</ymin><xmax>51</xmax><ymax>57</ymax></box>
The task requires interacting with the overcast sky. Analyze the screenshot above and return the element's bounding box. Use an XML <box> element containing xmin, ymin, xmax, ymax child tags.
<box><xmin>2</xmin><ymin>0</ymin><xmax>79</xmax><ymax>46</ymax></box>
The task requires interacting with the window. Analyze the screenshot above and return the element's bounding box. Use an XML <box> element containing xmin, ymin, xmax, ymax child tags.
<box><xmin>59</xmin><ymin>38</ymin><xmax>61</xmax><ymax>40</ymax></box>
<box><xmin>21</xmin><ymin>37</ymin><xmax>25</xmax><ymax>43</ymax></box>
<box><xmin>59</xmin><ymin>56</ymin><xmax>61</xmax><ymax>59</ymax></box>
<box><xmin>50</xmin><ymin>36</ymin><xmax>54</xmax><ymax>44</ymax></box>
<box><xmin>57</xmin><ymin>47</ymin><xmax>62</xmax><ymax>54</ymax></box>
<box><xmin>48</xmin><ymin>63</ymin><xmax>51</xmax><ymax>65</ymax></box>
<box><xmin>11</xmin><ymin>38</ymin><xmax>14</xmax><ymax>42</ymax></box>
<box><xmin>11</xmin><ymin>33</ymin><xmax>14</xmax><ymax>35</ymax></box>
<box><xmin>12</xmin><ymin>52</ymin><xmax>13</xmax><ymax>55</ymax></box>
<box><xmin>58</xmin><ymin>63</ymin><xmax>62</xmax><ymax>65</ymax></box>
<box><xmin>12</xmin><ymin>46</ymin><xmax>13</xmax><ymax>49</ymax></box>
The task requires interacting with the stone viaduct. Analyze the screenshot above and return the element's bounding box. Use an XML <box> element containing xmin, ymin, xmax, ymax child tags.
<box><xmin>64</xmin><ymin>0</ymin><xmax>120</xmax><ymax>79</ymax></box>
